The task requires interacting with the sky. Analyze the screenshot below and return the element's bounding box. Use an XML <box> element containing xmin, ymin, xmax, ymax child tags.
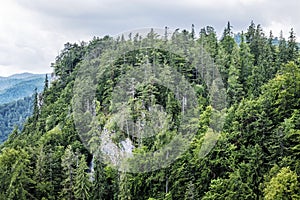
<box><xmin>0</xmin><ymin>0</ymin><xmax>299</xmax><ymax>77</ymax></box>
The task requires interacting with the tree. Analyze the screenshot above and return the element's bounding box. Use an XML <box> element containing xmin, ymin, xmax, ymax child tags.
<box><xmin>218</xmin><ymin>22</ymin><xmax>237</xmax><ymax>89</ymax></box>
<box><xmin>198</xmin><ymin>26</ymin><xmax>218</xmax><ymax>59</ymax></box>
<box><xmin>0</xmin><ymin>148</ymin><xmax>35</xmax><ymax>200</ymax></box>
<box><xmin>34</xmin><ymin>145</ymin><xmax>54</xmax><ymax>199</ymax></box>
<box><xmin>220</xmin><ymin>21</ymin><xmax>235</xmax><ymax>55</ymax></box>
<box><xmin>227</xmin><ymin>45</ymin><xmax>244</xmax><ymax>105</ymax></box>
<box><xmin>202</xmin><ymin>170</ymin><xmax>255</xmax><ymax>200</ymax></box>
<box><xmin>246</xmin><ymin>23</ymin><xmax>267</xmax><ymax>66</ymax></box>
<box><xmin>264</xmin><ymin>167</ymin><xmax>300</xmax><ymax>200</ymax></box>
<box><xmin>33</xmin><ymin>87</ymin><xmax>39</xmax><ymax>121</ymax></box>
<box><xmin>287</xmin><ymin>28</ymin><xmax>299</xmax><ymax>62</ymax></box>
<box><xmin>278</xmin><ymin>31</ymin><xmax>289</xmax><ymax>65</ymax></box>
<box><xmin>44</xmin><ymin>74</ymin><xmax>49</xmax><ymax>91</ymax></box>
<box><xmin>239</xmin><ymin>34</ymin><xmax>254</xmax><ymax>94</ymax></box>
<box><xmin>61</xmin><ymin>145</ymin><xmax>76</xmax><ymax>199</ymax></box>
<box><xmin>7</xmin><ymin>156</ymin><xmax>35</xmax><ymax>200</ymax></box>
<box><xmin>281</xmin><ymin>109</ymin><xmax>300</xmax><ymax>172</ymax></box>
<box><xmin>245</xmin><ymin>20</ymin><xmax>256</xmax><ymax>44</ymax></box>
<box><xmin>74</xmin><ymin>155</ymin><xmax>91</xmax><ymax>200</ymax></box>
<box><xmin>91</xmin><ymin>157</ymin><xmax>106</xmax><ymax>200</ymax></box>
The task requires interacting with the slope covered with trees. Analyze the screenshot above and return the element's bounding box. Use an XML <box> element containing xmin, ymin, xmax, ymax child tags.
<box><xmin>0</xmin><ymin>96</ymin><xmax>34</xmax><ymax>143</ymax></box>
<box><xmin>0</xmin><ymin>73</ymin><xmax>46</xmax><ymax>144</ymax></box>
<box><xmin>0</xmin><ymin>22</ymin><xmax>299</xmax><ymax>199</ymax></box>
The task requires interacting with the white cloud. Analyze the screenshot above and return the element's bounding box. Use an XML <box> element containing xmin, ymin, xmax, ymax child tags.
<box><xmin>0</xmin><ymin>0</ymin><xmax>299</xmax><ymax>76</ymax></box>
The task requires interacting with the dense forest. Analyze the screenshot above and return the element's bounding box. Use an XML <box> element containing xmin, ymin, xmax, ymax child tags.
<box><xmin>0</xmin><ymin>73</ymin><xmax>45</xmax><ymax>143</ymax></box>
<box><xmin>0</xmin><ymin>96</ymin><xmax>34</xmax><ymax>143</ymax></box>
<box><xmin>0</xmin><ymin>21</ymin><xmax>299</xmax><ymax>199</ymax></box>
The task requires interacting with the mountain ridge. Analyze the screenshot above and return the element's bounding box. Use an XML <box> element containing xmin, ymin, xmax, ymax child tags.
<box><xmin>0</xmin><ymin>73</ymin><xmax>46</xmax><ymax>104</ymax></box>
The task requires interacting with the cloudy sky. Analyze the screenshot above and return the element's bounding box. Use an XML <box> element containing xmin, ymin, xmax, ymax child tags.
<box><xmin>0</xmin><ymin>0</ymin><xmax>298</xmax><ymax>76</ymax></box>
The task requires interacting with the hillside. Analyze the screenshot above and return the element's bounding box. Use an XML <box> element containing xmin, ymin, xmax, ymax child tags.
<box><xmin>0</xmin><ymin>73</ymin><xmax>45</xmax><ymax>104</ymax></box>
<box><xmin>0</xmin><ymin>73</ymin><xmax>46</xmax><ymax>144</ymax></box>
<box><xmin>0</xmin><ymin>96</ymin><xmax>34</xmax><ymax>143</ymax></box>
<box><xmin>0</xmin><ymin>22</ymin><xmax>299</xmax><ymax>199</ymax></box>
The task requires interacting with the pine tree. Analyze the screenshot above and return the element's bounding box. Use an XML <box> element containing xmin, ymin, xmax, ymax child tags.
<box><xmin>74</xmin><ymin>155</ymin><xmax>91</xmax><ymax>200</ymax></box>
<box><xmin>245</xmin><ymin>20</ymin><xmax>256</xmax><ymax>44</ymax></box>
<box><xmin>219</xmin><ymin>22</ymin><xmax>236</xmax><ymax>89</ymax></box>
<box><xmin>33</xmin><ymin>87</ymin><xmax>39</xmax><ymax>121</ymax></box>
<box><xmin>287</xmin><ymin>28</ymin><xmax>299</xmax><ymax>62</ymax></box>
<box><xmin>239</xmin><ymin>33</ymin><xmax>254</xmax><ymax>94</ymax></box>
<box><xmin>278</xmin><ymin>31</ymin><xmax>289</xmax><ymax>65</ymax></box>
<box><xmin>0</xmin><ymin>149</ymin><xmax>35</xmax><ymax>200</ymax></box>
<box><xmin>198</xmin><ymin>26</ymin><xmax>218</xmax><ymax>60</ymax></box>
<box><xmin>92</xmin><ymin>157</ymin><xmax>106</xmax><ymax>200</ymax></box>
<box><xmin>7</xmin><ymin>158</ymin><xmax>35</xmax><ymax>200</ymax></box>
<box><xmin>34</xmin><ymin>145</ymin><xmax>54</xmax><ymax>199</ymax></box>
<box><xmin>44</xmin><ymin>74</ymin><xmax>49</xmax><ymax>91</ymax></box>
<box><xmin>61</xmin><ymin>145</ymin><xmax>76</xmax><ymax>199</ymax></box>
<box><xmin>227</xmin><ymin>45</ymin><xmax>243</xmax><ymax>105</ymax></box>
<box><xmin>221</xmin><ymin>21</ymin><xmax>235</xmax><ymax>55</ymax></box>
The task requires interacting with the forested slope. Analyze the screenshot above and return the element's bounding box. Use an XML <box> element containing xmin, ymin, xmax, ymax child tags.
<box><xmin>0</xmin><ymin>73</ymin><xmax>46</xmax><ymax>144</ymax></box>
<box><xmin>0</xmin><ymin>22</ymin><xmax>299</xmax><ymax>200</ymax></box>
<box><xmin>0</xmin><ymin>96</ymin><xmax>34</xmax><ymax>143</ymax></box>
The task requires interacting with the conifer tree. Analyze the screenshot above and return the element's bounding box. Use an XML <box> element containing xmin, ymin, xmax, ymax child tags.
<box><xmin>61</xmin><ymin>145</ymin><xmax>76</xmax><ymax>199</ymax></box>
<box><xmin>91</xmin><ymin>157</ymin><xmax>106</xmax><ymax>200</ymax></box>
<box><xmin>74</xmin><ymin>155</ymin><xmax>91</xmax><ymax>200</ymax></box>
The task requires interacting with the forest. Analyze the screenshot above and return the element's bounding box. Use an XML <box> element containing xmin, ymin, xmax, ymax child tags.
<box><xmin>0</xmin><ymin>21</ymin><xmax>299</xmax><ymax>199</ymax></box>
<box><xmin>0</xmin><ymin>73</ymin><xmax>45</xmax><ymax>143</ymax></box>
<box><xmin>0</xmin><ymin>96</ymin><xmax>34</xmax><ymax>143</ymax></box>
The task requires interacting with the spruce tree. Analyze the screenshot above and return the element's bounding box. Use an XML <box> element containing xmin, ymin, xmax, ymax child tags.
<box><xmin>74</xmin><ymin>155</ymin><xmax>91</xmax><ymax>200</ymax></box>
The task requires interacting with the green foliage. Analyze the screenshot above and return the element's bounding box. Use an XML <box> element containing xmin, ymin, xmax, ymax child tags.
<box><xmin>263</xmin><ymin>167</ymin><xmax>300</xmax><ymax>200</ymax></box>
<box><xmin>0</xmin><ymin>96</ymin><xmax>33</xmax><ymax>143</ymax></box>
<box><xmin>92</xmin><ymin>157</ymin><xmax>106</xmax><ymax>200</ymax></box>
<box><xmin>74</xmin><ymin>155</ymin><xmax>91</xmax><ymax>200</ymax></box>
<box><xmin>202</xmin><ymin>171</ymin><xmax>255</xmax><ymax>200</ymax></box>
<box><xmin>0</xmin><ymin>148</ymin><xmax>35</xmax><ymax>199</ymax></box>
<box><xmin>0</xmin><ymin>22</ymin><xmax>299</xmax><ymax>199</ymax></box>
<box><xmin>60</xmin><ymin>145</ymin><xmax>76</xmax><ymax>199</ymax></box>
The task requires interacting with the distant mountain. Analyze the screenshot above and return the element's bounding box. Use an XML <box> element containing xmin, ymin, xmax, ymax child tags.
<box><xmin>0</xmin><ymin>72</ymin><xmax>39</xmax><ymax>79</ymax></box>
<box><xmin>0</xmin><ymin>73</ymin><xmax>45</xmax><ymax>104</ymax></box>
<box><xmin>0</xmin><ymin>73</ymin><xmax>46</xmax><ymax>143</ymax></box>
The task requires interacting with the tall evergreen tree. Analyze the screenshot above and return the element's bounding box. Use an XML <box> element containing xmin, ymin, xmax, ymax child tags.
<box><xmin>239</xmin><ymin>33</ymin><xmax>254</xmax><ymax>94</ymax></box>
<box><xmin>278</xmin><ymin>31</ymin><xmax>289</xmax><ymax>65</ymax></box>
<box><xmin>287</xmin><ymin>28</ymin><xmax>299</xmax><ymax>62</ymax></box>
<box><xmin>74</xmin><ymin>155</ymin><xmax>91</xmax><ymax>200</ymax></box>
<box><xmin>227</xmin><ymin>45</ymin><xmax>244</xmax><ymax>105</ymax></box>
<box><xmin>61</xmin><ymin>145</ymin><xmax>76</xmax><ymax>199</ymax></box>
<box><xmin>91</xmin><ymin>157</ymin><xmax>106</xmax><ymax>200</ymax></box>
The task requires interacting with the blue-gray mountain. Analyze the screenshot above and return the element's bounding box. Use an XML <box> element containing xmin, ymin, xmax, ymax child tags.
<box><xmin>0</xmin><ymin>72</ymin><xmax>45</xmax><ymax>104</ymax></box>
<box><xmin>0</xmin><ymin>73</ymin><xmax>46</xmax><ymax>143</ymax></box>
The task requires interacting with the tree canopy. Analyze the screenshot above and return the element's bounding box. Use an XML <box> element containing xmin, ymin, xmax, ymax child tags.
<box><xmin>0</xmin><ymin>22</ymin><xmax>299</xmax><ymax>199</ymax></box>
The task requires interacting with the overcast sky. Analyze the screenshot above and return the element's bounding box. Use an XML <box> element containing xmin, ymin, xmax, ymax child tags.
<box><xmin>0</xmin><ymin>0</ymin><xmax>299</xmax><ymax>76</ymax></box>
